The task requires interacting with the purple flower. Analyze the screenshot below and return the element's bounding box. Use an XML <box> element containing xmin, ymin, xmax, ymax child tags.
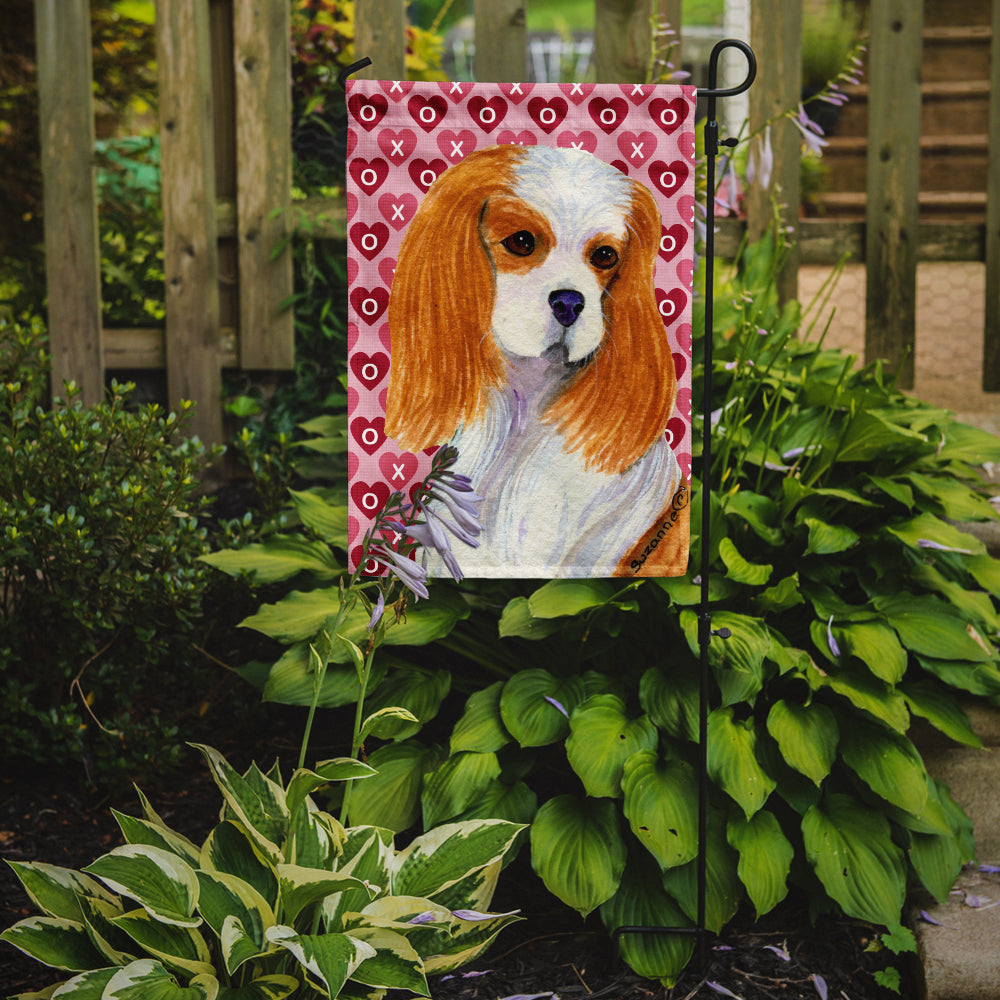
<box><xmin>368</xmin><ymin>543</ymin><xmax>429</xmax><ymax>600</ymax></box>
<box><xmin>791</xmin><ymin>104</ymin><xmax>828</xmax><ymax>156</ymax></box>
<box><xmin>367</xmin><ymin>590</ymin><xmax>385</xmax><ymax>630</ymax></box>
<box><xmin>917</xmin><ymin>538</ymin><xmax>973</xmax><ymax>554</ymax></box>
<box><xmin>451</xmin><ymin>908</ymin><xmax>520</xmax><ymax>921</ymax></box>
<box><xmin>747</xmin><ymin>125</ymin><xmax>774</xmax><ymax>191</ymax></box>
<box><xmin>827</xmin><ymin>616</ymin><xmax>841</xmax><ymax>658</ymax></box>
<box><xmin>544</xmin><ymin>695</ymin><xmax>569</xmax><ymax>718</ymax></box>
<box><xmin>812</xmin><ymin>974</ymin><xmax>828</xmax><ymax>1000</ymax></box>
<box><xmin>407</xmin><ymin>911</ymin><xmax>438</xmax><ymax>925</ymax></box>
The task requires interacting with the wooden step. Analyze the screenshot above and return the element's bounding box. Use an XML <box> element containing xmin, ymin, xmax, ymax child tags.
<box><xmin>922</xmin><ymin>25</ymin><xmax>993</xmax><ymax>83</ymax></box>
<box><xmin>813</xmin><ymin>190</ymin><xmax>987</xmax><ymax>222</ymax></box>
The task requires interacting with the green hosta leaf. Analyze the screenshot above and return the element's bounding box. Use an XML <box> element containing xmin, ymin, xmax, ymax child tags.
<box><xmin>727</xmin><ymin>811</ymin><xmax>793</xmax><ymax>917</ymax></box>
<box><xmin>499</xmin><ymin>670</ymin><xmax>584</xmax><ymax>747</ymax></box>
<box><xmin>834</xmin><ymin>621</ymin><xmax>907</xmax><ymax>684</ymax></box>
<box><xmin>811</xmin><ymin>662</ymin><xmax>910</xmax><ymax>732</ymax></box>
<box><xmin>803</xmin><ymin>517</ymin><xmax>859</xmax><ymax>556</ymax></box>
<box><xmin>103</xmin><ymin>959</ymin><xmax>218</xmax><ymax>1000</ymax></box>
<box><xmin>876</xmin><ymin>594</ymin><xmax>995</xmax><ymax>662</ymax></box>
<box><xmin>909</xmin><ymin>828</ymin><xmax>965</xmax><ymax>905</ymax></box>
<box><xmin>906</xmin><ymin>472</ymin><xmax>998</xmax><ymax>522</ymax></box>
<box><xmin>83</xmin><ymin>846</ymin><xmax>200</xmax><ymax>928</ymax></box>
<box><xmin>661</xmin><ymin>810</ymin><xmax>741</xmax><ymax>933</ymax></box>
<box><xmin>621</xmin><ymin>751</ymin><xmax>698</xmax><ymax>871</ymax></box>
<box><xmin>839</xmin><ymin>719</ymin><xmax>928</xmax><ymax>817</ymax></box>
<box><xmin>285</xmin><ymin>759</ymin><xmax>376</xmax><ymax>822</ymax></box>
<box><xmin>565</xmin><ymin>695</ymin><xmax>658</xmax><ymax>798</ymax></box>
<box><xmin>360</xmin><ymin>706</ymin><xmax>421</xmax><ymax>742</ymax></box>
<box><xmin>288</xmin><ymin>489</ymin><xmax>349</xmax><ymax>545</ymax></box>
<box><xmin>835</xmin><ymin>410</ymin><xmax>927</xmax><ymax>463</ymax></box>
<box><xmin>526</xmin><ymin>579</ymin><xmax>618</xmax><ymax>617</ymax></box>
<box><xmin>200</xmin><ymin>822</ymin><xmax>278</xmax><ymax>910</ymax></box>
<box><xmin>718</xmin><ymin>536</ymin><xmax>772</xmax><ymax>586</ymax></box>
<box><xmin>599</xmin><ymin>853</ymin><xmax>694</xmax><ymax>987</ymax></box>
<box><xmin>421</xmin><ymin>751</ymin><xmax>502</xmax><ymax>828</ymax></box>
<box><xmin>936</xmin><ymin>421</ymin><xmax>1000</xmax><ymax>464</ymax></box>
<box><xmin>916</xmin><ymin>655</ymin><xmax>1000</xmax><ymax>697</ymax></box>
<box><xmin>265</xmin><ymin>926</ymin><xmax>375</xmax><ymax>997</ymax></box>
<box><xmin>911</xmin><ymin>562</ymin><xmax>1000</xmax><ymax>633</ymax></box>
<box><xmin>200</xmin><ymin>535</ymin><xmax>341</xmax><ymax>584</ymax></box>
<box><xmin>111</xmin><ymin>909</ymin><xmax>214</xmax><ymax>978</ymax></box>
<box><xmin>453</xmin><ymin>779</ymin><xmax>538</xmax><ymax>827</ymax></box>
<box><xmin>0</xmin><ymin>916</ymin><xmax>107</xmax><ymax>971</ymax></box>
<box><xmin>347</xmin><ymin>740</ymin><xmax>442</xmax><ymax>832</ymax></box>
<box><xmin>802</xmin><ymin>793</ymin><xmax>906</xmax><ymax>926</ymax></box>
<box><xmin>261</xmin><ymin>643</ymin><xmax>387</xmax><ymax>709</ymax></box>
<box><xmin>901</xmin><ymin>680</ymin><xmax>982</xmax><ymax>748</ymax></box>
<box><xmin>216</xmin><ymin>975</ymin><xmax>299</xmax><ymax>1000</ymax></box>
<box><xmin>707</xmin><ymin>708</ymin><xmax>775</xmax><ymax>818</ymax></box>
<box><xmin>362</xmin><ymin>667</ymin><xmax>451</xmax><ymax>740</ymax></box>
<box><xmin>765</xmin><ymin>700</ymin><xmax>838</xmax><ymax>786</ymax></box>
<box><xmin>497</xmin><ymin>597</ymin><xmax>564</xmax><ymax>639</ymax></box>
<box><xmin>681</xmin><ymin>610</ymin><xmax>770</xmax><ymax>706</ymax></box>
<box><xmin>724</xmin><ymin>490</ymin><xmax>784</xmax><ymax>545</ymax></box>
<box><xmin>392</xmin><ymin>820</ymin><xmax>524</xmax><ymax>900</ymax></box>
<box><xmin>530</xmin><ymin>795</ymin><xmax>626</xmax><ymax>917</ymax></box>
<box><xmin>191</xmin><ymin>746</ymin><xmax>287</xmax><ymax>862</ymax></box>
<box><xmin>967</xmin><ymin>553</ymin><xmax>1000</xmax><ymax>597</ymax></box>
<box><xmin>277</xmin><ymin>865</ymin><xmax>374</xmax><ymax>925</ymax></box>
<box><xmin>756</xmin><ymin>573</ymin><xmax>805</xmax><ymax>614</ymax></box>
<box><xmin>450</xmin><ymin>682</ymin><xmax>511</xmax><ymax>754</ymax></box>
<box><xmin>346</xmin><ymin>926</ymin><xmax>428</xmax><ymax>994</ymax></box>
<box><xmin>866</xmin><ymin>474</ymin><xmax>914</xmax><ymax>509</ymax></box>
<box><xmin>639</xmin><ymin>664</ymin><xmax>699</xmax><ymax>742</ymax></box>
<box><xmin>112</xmin><ymin>812</ymin><xmax>201</xmax><ymax>868</ymax></box>
<box><xmin>5</xmin><ymin>862</ymin><xmax>118</xmax><ymax>923</ymax></box>
<box><xmin>195</xmin><ymin>871</ymin><xmax>273</xmax><ymax>974</ymax></box>
<box><xmin>886</xmin><ymin>512</ymin><xmax>985</xmax><ymax>557</ymax></box>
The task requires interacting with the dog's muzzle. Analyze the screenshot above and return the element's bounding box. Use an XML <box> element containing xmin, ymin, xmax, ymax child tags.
<box><xmin>548</xmin><ymin>289</ymin><xmax>584</xmax><ymax>328</ymax></box>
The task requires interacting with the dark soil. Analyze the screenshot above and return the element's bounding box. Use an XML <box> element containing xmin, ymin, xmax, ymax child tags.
<box><xmin>1</xmin><ymin>748</ymin><xmax>915</xmax><ymax>1000</ymax></box>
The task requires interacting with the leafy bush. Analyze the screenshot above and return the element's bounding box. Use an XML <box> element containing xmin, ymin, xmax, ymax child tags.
<box><xmin>0</xmin><ymin>317</ymin><xmax>220</xmax><ymax>783</ymax></box>
<box><xmin>1</xmin><ymin>743</ymin><xmax>524</xmax><ymax>998</ymax></box>
<box><xmin>207</xmin><ymin>233</ymin><xmax>1000</xmax><ymax>985</ymax></box>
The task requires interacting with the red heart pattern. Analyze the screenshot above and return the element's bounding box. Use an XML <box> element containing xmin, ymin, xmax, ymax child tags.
<box><xmin>345</xmin><ymin>79</ymin><xmax>697</xmax><ymax>563</ymax></box>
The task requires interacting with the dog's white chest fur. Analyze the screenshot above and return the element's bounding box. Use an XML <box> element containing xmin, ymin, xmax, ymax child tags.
<box><xmin>443</xmin><ymin>358</ymin><xmax>680</xmax><ymax>577</ymax></box>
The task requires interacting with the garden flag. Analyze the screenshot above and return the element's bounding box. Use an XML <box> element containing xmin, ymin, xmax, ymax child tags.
<box><xmin>346</xmin><ymin>79</ymin><xmax>695</xmax><ymax>579</ymax></box>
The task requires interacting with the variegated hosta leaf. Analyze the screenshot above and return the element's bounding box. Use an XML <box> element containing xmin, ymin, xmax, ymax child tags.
<box><xmin>425</xmin><ymin>859</ymin><xmax>501</xmax><ymax>915</ymax></box>
<box><xmin>421</xmin><ymin>907</ymin><xmax>522</xmax><ymax>975</ymax></box>
<box><xmin>726</xmin><ymin>810</ymin><xmax>793</xmax><ymax>918</ymax></box>
<box><xmin>661</xmin><ymin>810</ymin><xmax>742</xmax><ymax>934</ymax></box>
<box><xmin>77</xmin><ymin>894</ymin><xmax>136</xmax><ymax>966</ymax></box>
<box><xmin>706</xmin><ymin>707</ymin><xmax>776</xmax><ymax>819</ymax></box>
<box><xmin>112</xmin><ymin>810</ymin><xmax>201</xmax><ymax>868</ymax></box>
<box><xmin>0</xmin><ymin>916</ymin><xmax>107</xmax><ymax>972</ymax></box>
<box><xmin>265</xmin><ymin>926</ymin><xmax>375</xmax><ymax>998</ymax></box>
<box><xmin>529</xmin><ymin>795</ymin><xmax>626</xmax><ymax>917</ymax></box>
<box><xmin>46</xmin><ymin>966</ymin><xmax>118</xmax><ymax>997</ymax></box>
<box><xmin>102</xmin><ymin>958</ymin><xmax>218</xmax><ymax>999</ymax></box>
<box><xmin>285</xmin><ymin>760</ymin><xmax>375</xmax><ymax>824</ymax></box>
<box><xmin>450</xmin><ymin>681</ymin><xmax>511</xmax><ymax>754</ymax></box>
<box><xmin>214</xmin><ymin>975</ymin><xmax>300</xmax><ymax>1000</ymax></box>
<box><xmin>565</xmin><ymin>695</ymin><xmax>658</xmax><ymax>799</ymax></box>
<box><xmin>599</xmin><ymin>853</ymin><xmax>694</xmax><ymax>987</ymax></box>
<box><xmin>4</xmin><ymin>861</ymin><xmax>118</xmax><ymax>922</ymax></box>
<box><xmin>288</xmin><ymin>802</ymin><xmax>344</xmax><ymax>870</ymax></box>
<box><xmin>110</xmin><ymin>907</ymin><xmax>213</xmax><ymax>978</ymax></box>
<box><xmin>323</xmin><ymin>829</ymin><xmax>393</xmax><ymax>931</ymax></box>
<box><xmin>391</xmin><ymin>820</ymin><xmax>524</xmax><ymax>901</ymax></box>
<box><xmin>83</xmin><ymin>846</ymin><xmax>200</xmax><ymax>928</ymax></box>
<box><xmin>200</xmin><ymin>822</ymin><xmax>278</xmax><ymax>910</ymax></box>
<box><xmin>195</xmin><ymin>871</ymin><xmax>274</xmax><ymax>974</ymax></box>
<box><xmin>420</xmin><ymin>751</ymin><xmax>501</xmax><ymax>829</ymax></box>
<box><xmin>276</xmin><ymin>864</ymin><xmax>375</xmax><ymax>925</ymax></box>
<box><xmin>765</xmin><ymin>700</ymin><xmax>838</xmax><ymax>786</ymax></box>
<box><xmin>191</xmin><ymin>745</ymin><xmax>287</xmax><ymax>863</ymax></box>
<box><xmin>621</xmin><ymin>751</ymin><xmax>699</xmax><ymax>871</ymax></box>
<box><xmin>344</xmin><ymin>926</ymin><xmax>429</xmax><ymax>995</ymax></box>
<box><xmin>802</xmin><ymin>793</ymin><xmax>906</xmax><ymax>926</ymax></box>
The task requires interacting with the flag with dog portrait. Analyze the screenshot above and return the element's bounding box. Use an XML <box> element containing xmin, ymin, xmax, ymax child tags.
<box><xmin>346</xmin><ymin>79</ymin><xmax>695</xmax><ymax>579</ymax></box>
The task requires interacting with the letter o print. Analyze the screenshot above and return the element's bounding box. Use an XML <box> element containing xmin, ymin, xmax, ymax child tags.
<box><xmin>360</xmin><ymin>168</ymin><xmax>378</xmax><ymax>188</ymax></box>
<box><xmin>360</xmin><ymin>103</ymin><xmax>377</xmax><ymax>122</ymax></box>
<box><xmin>361</xmin><ymin>297</ymin><xmax>379</xmax><ymax>318</ymax></box>
<box><xmin>362</xmin><ymin>362</ymin><xmax>379</xmax><ymax>382</ymax></box>
<box><xmin>539</xmin><ymin>107</ymin><xmax>556</xmax><ymax>125</ymax></box>
<box><xmin>478</xmin><ymin>106</ymin><xmax>496</xmax><ymax>124</ymax></box>
<box><xmin>660</xmin><ymin>233</ymin><xmax>676</xmax><ymax>254</ymax></box>
<box><xmin>420</xmin><ymin>168</ymin><xmax>437</xmax><ymax>188</ymax></box>
<box><xmin>361</xmin><ymin>490</ymin><xmax>380</xmax><ymax>511</ymax></box>
<box><xmin>600</xmin><ymin>107</ymin><xmax>617</xmax><ymax>126</ymax></box>
<box><xmin>364</xmin><ymin>556</ymin><xmax>381</xmax><ymax>574</ymax></box>
<box><xmin>419</xmin><ymin>105</ymin><xmax>437</xmax><ymax>124</ymax></box>
<box><xmin>659</xmin><ymin>297</ymin><xmax>677</xmax><ymax>319</ymax></box>
<box><xmin>659</xmin><ymin>106</ymin><xmax>678</xmax><ymax>127</ymax></box>
<box><xmin>659</xmin><ymin>169</ymin><xmax>677</xmax><ymax>191</ymax></box>
<box><xmin>361</xmin><ymin>426</ymin><xmax>380</xmax><ymax>447</ymax></box>
<box><xmin>361</xmin><ymin>233</ymin><xmax>378</xmax><ymax>252</ymax></box>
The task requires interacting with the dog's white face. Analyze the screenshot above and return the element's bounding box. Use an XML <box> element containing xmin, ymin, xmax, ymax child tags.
<box><xmin>479</xmin><ymin>146</ymin><xmax>635</xmax><ymax>364</ymax></box>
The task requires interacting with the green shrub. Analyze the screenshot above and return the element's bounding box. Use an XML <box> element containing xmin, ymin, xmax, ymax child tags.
<box><xmin>211</xmin><ymin>232</ymin><xmax>1000</xmax><ymax>985</ymax></box>
<box><xmin>1</xmin><ymin>743</ymin><xmax>524</xmax><ymax>998</ymax></box>
<box><xmin>0</xmin><ymin>317</ymin><xmax>220</xmax><ymax>783</ymax></box>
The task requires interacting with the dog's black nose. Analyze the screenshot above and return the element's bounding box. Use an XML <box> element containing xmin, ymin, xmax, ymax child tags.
<box><xmin>548</xmin><ymin>289</ymin><xmax>584</xmax><ymax>327</ymax></box>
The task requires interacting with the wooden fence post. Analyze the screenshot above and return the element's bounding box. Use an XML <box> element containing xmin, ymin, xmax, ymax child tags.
<box><xmin>593</xmin><ymin>0</ymin><xmax>655</xmax><ymax>84</ymax></box>
<box><xmin>354</xmin><ymin>0</ymin><xmax>406</xmax><ymax>80</ymax></box>
<box><xmin>474</xmin><ymin>0</ymin><xmax>526</xmax><ymax>82</ymax></box>
<box><xmin>864</xmin><ymin>0</ymin><xmax>923</xmax><ymax>389</ymax></box>
<box><xmin>34</xmin><ymin>0</ymin><xmax>104</xmax><ymax>405</ymax></box>
<box><xmin>157</xmin><ymin>0</ymin><xmax>223</xmax><ymax>445</ymax></box>
<box><xmin>233</xmin><ymin>0</ymin><xmax>294</xmax><ymax>370</ymax></box>
<box><xmin>983</xmin><ymin>0</ymin><xmax>1000</xmax><ymax>390</ymax></box>
<box><xmin>746</xmin><ymin>0</ymin><xmax>801</xmax><ymax>305</ymax></box>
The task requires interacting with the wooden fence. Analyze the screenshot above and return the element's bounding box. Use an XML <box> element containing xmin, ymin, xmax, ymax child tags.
<box><xmin>33</xmin><ymin>0</ymin><xmax>1000</xmax><ymax>445</ymax></box>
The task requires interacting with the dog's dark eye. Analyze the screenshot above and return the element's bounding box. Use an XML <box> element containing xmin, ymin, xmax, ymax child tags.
<box><xmin>590</xmin><ymin>245</ymin><xmax>619</xmax><ymax>270</ymax></box>
<box><xmin>502</xmin><ymin>231</ymin><xmax>535</xmax><ymax>256</ymax></box>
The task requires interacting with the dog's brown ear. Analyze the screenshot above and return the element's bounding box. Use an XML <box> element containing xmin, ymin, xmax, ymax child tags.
<box><xmin>544</xmin><ymin>179</ymin><xmax>677</xmax><ymax>474</ymax></box>
<box><xmin>385</xmin><ymin>146</ymin><xmax>525</xmax><ymax>452</ymax></box>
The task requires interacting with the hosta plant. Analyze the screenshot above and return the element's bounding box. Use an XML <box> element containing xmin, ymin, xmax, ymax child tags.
<box><xmin>1</xmin><ymin>744</ymin><xmax>523</xmax><ymax>999</ymax></box>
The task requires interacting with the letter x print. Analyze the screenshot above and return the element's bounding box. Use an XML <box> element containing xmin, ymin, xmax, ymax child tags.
<box><xmin>389</xmin><ymin>461</ymin><xmax>407</xmax><ymax>481</ymax></box>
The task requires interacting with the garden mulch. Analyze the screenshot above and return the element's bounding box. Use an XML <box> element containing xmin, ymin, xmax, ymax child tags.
<box><xmin>1</xmin><ymin>737</ymin><xmax>911</xmax><ymax>1000</ymax></box>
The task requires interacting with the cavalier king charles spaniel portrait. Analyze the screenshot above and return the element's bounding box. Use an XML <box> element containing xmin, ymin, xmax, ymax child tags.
<box><xmin>385</xmin><ymin>143</ymin><xmax>688</xmax><ymax>578</ymax></box>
